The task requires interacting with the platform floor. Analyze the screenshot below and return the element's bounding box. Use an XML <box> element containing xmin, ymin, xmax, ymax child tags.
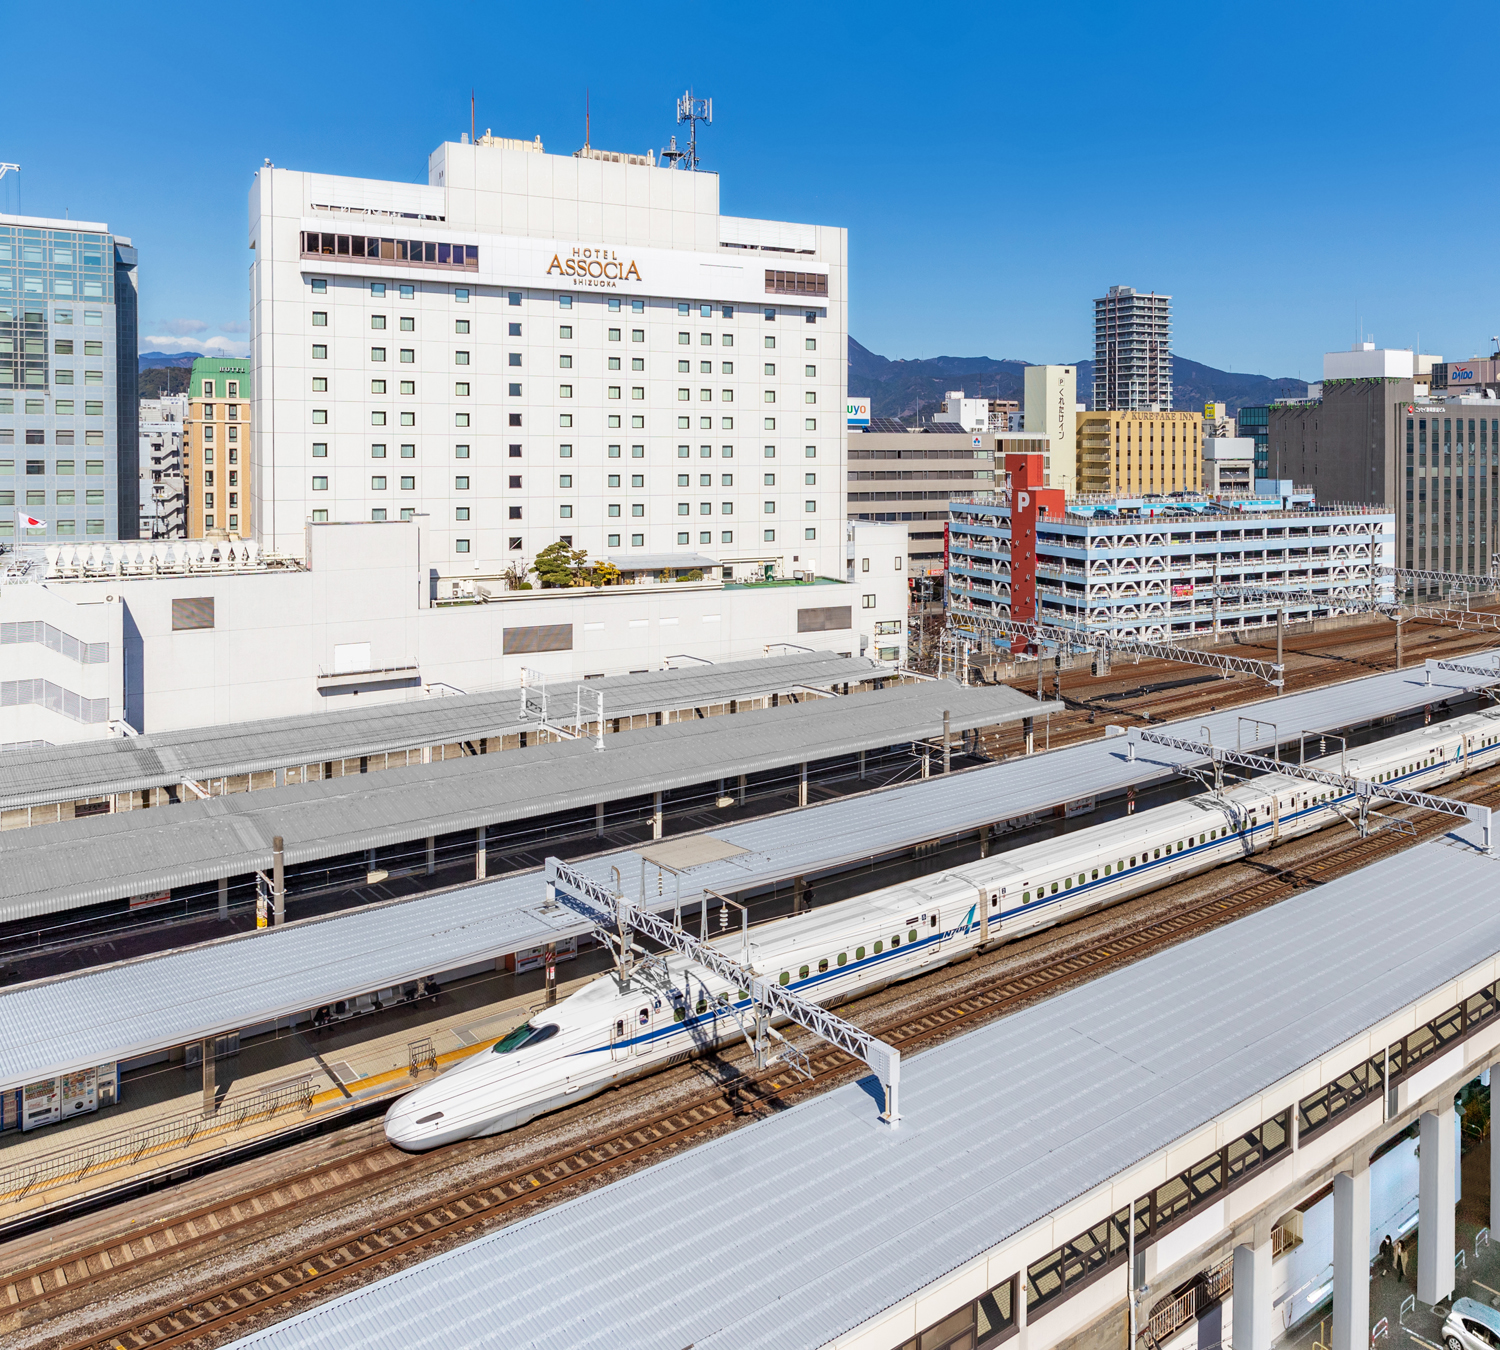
<box><xmin>0</xmin><ymin>947</ymin><xmax>614</xmax><ymax>1226</ymax></box>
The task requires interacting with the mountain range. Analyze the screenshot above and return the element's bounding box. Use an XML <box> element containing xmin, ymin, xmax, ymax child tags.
<box><xmin>140</xmin><ymin>343</ymin><xmax>1307</xmax><ymax>418</ymax></box>
<box><xmin>139</xmin><ymin>351</ymin><xmax>205</xmax><ymax>370</ymax></box>
<box><xmin>848</xmin><ymin>338</ymin><xmax>1308</xmax><ymax>419</ymax></box>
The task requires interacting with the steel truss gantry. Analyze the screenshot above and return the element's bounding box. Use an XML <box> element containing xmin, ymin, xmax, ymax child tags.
<box><xmin>1211</xmin><ymin>581</ymin><xmax>1399</xmax><ymax>617</ymax></box>
<box><xmin>1423</xmin><ymin>656</ymin><xmax>1500</xmax><ymax>685</ymax></box>
<box><xmin>1123</xmin><ymin>727</ymin><xmax>1494</xmax><ymax>854</ymax></box>
<box><xmin>543</xmin><ymin>857</ymin><xmax>902</xmax><ymax>1123</ymax></box>
<box><xmin>948</xmin><ymin>612</ymin><xmax>1285</xmax><ymax>690</ymax></box>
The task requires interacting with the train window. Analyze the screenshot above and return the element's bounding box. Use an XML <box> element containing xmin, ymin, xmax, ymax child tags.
<box><xmin>874</xmin><ymin>940</ymin><xmax>883</xmax><ymax>953</ymax></box>
<box><xmin>1065</xmin><ymin>878</ymin><xmax>1072</xmax><ymax>890</ymax></box>
<box><xmin>674</xmin><ymin>1007</ymin><xmax>685</xmax><ymax>1022</ymax></box>
<box><xmin>1129</xmin><ymin>856</ymin><xmax>1136</xmax><ymax>867</ymax></box>
<box><xmin>818</xmin><ymin>958</ymin><xmax>829</xmax><ymax>973</ymax></box>
<box><xmin>696</xmin><ymin>996</ymin><xmax>707</xmax><ymax>1013</ymax></box>
<box><xmin>891</xmin><ymin>935</ymin><xmax>900</xmax><ymax>948</ymax></box>
<box><xmin>638</xmin><ymin>1007</ymin><xmax>649</xmax><ymax>1025</ymax></box>
<box><xmin>1199</xmin><ymin>834</ymin><xmax>1205</xmax><ymax>843</ymax></box>
<box><xmin>837</xmin><ymin>952</ymin><xmax>848</xmax><ymax>966</ymax></box>
<box><xmin>1021</xmin><ymin>891</ymin><xmax>1030</xmax><ymax>902</ymax></box>
<box><xmin>1091</xmin><ymin>869</ymin><xmax>1098</xmax><ymax>880</ymax></box>
<box><xmin>779</xmin><ymin>972</ymin><xmax>790</xmax><ymax>986</ymax></box>
<box><xmin>717</xmin><ymin>992</ymin><xmax>729</xmax><ymax>1006</ymax></box>
<box><xmin>990</xmin><ymin>894</ymin><xmax>999</xmax><ymax>908</ymax></box>
<box><xmin>930</xmin><ymin>915</ymin><xmax>938</xmax><ymax>928</ymax></box>
<box><xmin>1103</xmin><ymin>866</ymin><xmax>1111</xmax><ymax>876</ymax></box>
<box><xmin>799</xmin><ymin>965</ymin><xmax>810</xmax><ymax>979</ymax></box>
<box><xmin>1050</xmin><ymin>882</ymin><xmax>1058</xmax><ymax>895</ymax></box>
<box><xmin>614</xmin><ymin>1019</ymin><xmax>625</xmax><ymax>1037</ymax></box>
<box><xmin>856</xmin><ymin>946</ymin><xmax>865</xmax><ymax>960</ymax></box>
<box><xmin>491</xmin><ymin>1022</ymin><xmax>560</xmax><ymax>1055</ymax></box>
<box><xmin>908</xmin><ymin>929</ymin><xmax>918</xmax><ymax>943</ymax></box>
<box><xmin>1176</xmin><ymin>841</ymin><xmax>1183</xmax><ymax>850</ymax></box>
<box><xmin>1153</xmin><ymin>848</ymin><xmax>1160</xmax><ymax>859</ymax></box>
<box><xmin>1118</xmin><ymin>859</ymin><xmax>1124</xmax><ymax>870</ymax></box>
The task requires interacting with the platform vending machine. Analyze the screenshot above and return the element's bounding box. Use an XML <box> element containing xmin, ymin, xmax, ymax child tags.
<box><xmin>14</xmin><ymin>1063</ymin><xmax>119</xmax><ymax>1132</ymax></box>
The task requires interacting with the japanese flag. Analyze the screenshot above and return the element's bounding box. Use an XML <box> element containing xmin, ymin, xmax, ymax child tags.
<box><xmin>19</xmin><ymin>515</ymin><xmax>45</xmax><ymax>528</ymax></box>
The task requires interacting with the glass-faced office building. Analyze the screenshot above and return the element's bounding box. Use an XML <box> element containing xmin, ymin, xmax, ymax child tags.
<box><xmin>0</xmin><ymin>214</ymin><xmax>138</xmax><ymax>543</ymax></box>
<box><xmin>1403</xmin><ymin>403</ymin><xmax>1500</xmax><ymax>580</ymax></box>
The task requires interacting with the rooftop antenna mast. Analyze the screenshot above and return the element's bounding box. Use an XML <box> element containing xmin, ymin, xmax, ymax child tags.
<box><xmin>671</xmin><ymin>89</ymin><xmax>712</xmax><ymax>170</ymax></box>
<box><xmin>584</xmin><ymin>88</ymin><xmax>591</xmax><ymax>152</ymax></box>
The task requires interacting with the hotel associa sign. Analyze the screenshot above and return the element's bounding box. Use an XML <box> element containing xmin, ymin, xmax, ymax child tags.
<box><xmin>546</xmin><ymin>246</ymin><xmax>641</xmax><ymax>288</ymax></box>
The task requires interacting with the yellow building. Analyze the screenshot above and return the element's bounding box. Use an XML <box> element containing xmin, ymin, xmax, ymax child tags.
<box><xmin>1076</xmin><ymin>409</ymin><xmax>1202</xmax><ymax>496</ymax></box>
<box><xmin>183</xmin><ymin>357</ymin><xmax>251</xmax><ymax>538</ymax></box>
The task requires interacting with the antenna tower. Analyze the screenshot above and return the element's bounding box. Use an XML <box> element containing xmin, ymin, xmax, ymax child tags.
<box><xmin>665</xmin><ymin>90</ymin><xmax>712</xmax><ymax>170</ymax></box>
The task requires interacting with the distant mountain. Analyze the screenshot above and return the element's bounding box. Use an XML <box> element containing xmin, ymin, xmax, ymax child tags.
<box><xmin>848</xmin><ymin>338</ymin><xmax>1307</xmax><ymax>420</ymax></box>
<box><xmin>139</xmin><ymin>351</ymin><xmax>203</xmax><ymax>371</ymax></box>
<box><xmin>139</xmin><ymin>366</ymin><xmax>194</xmax><ymax>398</ymax></box>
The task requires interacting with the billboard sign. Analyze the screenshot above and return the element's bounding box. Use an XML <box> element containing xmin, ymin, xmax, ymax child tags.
<box><xmin>846</xmin><ymin>398</ymin><xmax>870</xmax><ymax>427</ymax></box>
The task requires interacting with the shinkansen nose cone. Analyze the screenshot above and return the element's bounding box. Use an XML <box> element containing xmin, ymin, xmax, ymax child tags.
<box><xmin>384</xmin><ymin>1089</ymin><xmax>469</xmax><ymax>1152</ymax></box>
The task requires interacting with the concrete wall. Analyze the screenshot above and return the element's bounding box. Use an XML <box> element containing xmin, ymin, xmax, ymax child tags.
<box><xmin>1268</xmin><ymin>378</ymin><xmax>1413</xmax><ymax>507</ymax></box>
<box><xmin>0</xmin><ymin>521</ymin><xmax>872</xmax><ymax>740</ymax></box>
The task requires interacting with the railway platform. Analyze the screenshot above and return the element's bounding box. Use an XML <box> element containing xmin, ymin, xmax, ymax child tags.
<box><xmin>0</xmin><ymin>945</ymin><xmax>613</xmax><ymax>1230</ymax></box>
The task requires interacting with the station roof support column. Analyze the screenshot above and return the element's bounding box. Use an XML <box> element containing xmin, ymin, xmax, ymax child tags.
<box><xmin>1417</xmin><ymin>1100</ymin><xmax>1457</xmax><ymax>1307</ymax></box>
<box><xmin>1332</xmin><ymin>1165</ymin><xmax>1371</xmax><ymax>1350</ymax></box>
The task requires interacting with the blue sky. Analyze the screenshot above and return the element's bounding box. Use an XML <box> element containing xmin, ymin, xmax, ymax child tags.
<box><xmin>4</xmin><ymin>0</ymin><xmax>1493</xmax><ymax>376</ymax></box>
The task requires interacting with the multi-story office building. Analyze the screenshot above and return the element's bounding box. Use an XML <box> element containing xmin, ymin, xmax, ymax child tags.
<box><xmin>1235</xmin><ymin>404</ymin><xmax>1270</xmax><ymax>479</ymax></box>
<box><xmin>1263</xmin><ymin>345</ymin><xmax>1478</xmax><ymax>576</ymax></box>
<box><xmin>1201</xmin><ymin>436</ymin><xmax>1255</xmax><ymax>494</ymax></box>
<box><xmin>846</xmin><ymin>427</ymin><xmax>1048</xmax><ymax>596</ymax></box>
<box><xmin>138</xmin><ymin>393</ymin><xmax>187</xmax><ymax>538</ymax></box>
<box><xmin>184</xmin><ymin>357</ymin><xmax>251</xmax><ymax>537</ymax></box>
<box><xmin>0</xmin><ymin>213</ymin><xmax>138</xmax><ymax>543</ymax></box>
<box><xmin>1092</xmin><ymin>285</ymin><xmax>1171</xmax><ymax>411</ymax></box>
<box><xmin>947</xmin><ymin>452</ymin><xmax>1394</xmax><ymax>642</ymax></box>
<box><xmin>1399</xmin><ymin>401</ymin><xmax>1500</xmax><ymax>578</ymax></box>
<box><xmin>929</xmin><ymin>392</ymin><xmax>1020</xmax><ymax>434</ymax></box>
<box><xmin>1074</xmin><ymin>409</ymin><xmax>1203</xmax><ymax>496</ymax></box>
<box><xmin>249</xmin><ymin>134</ymin><xmax>847</xmax><ymax>584</ymax></box>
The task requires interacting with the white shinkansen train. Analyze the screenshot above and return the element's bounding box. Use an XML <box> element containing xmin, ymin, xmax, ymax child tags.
<box><xmin>384</xmin><ymin>707</ymin><xmax>1500</xmax><ymax>1150</ymax></box>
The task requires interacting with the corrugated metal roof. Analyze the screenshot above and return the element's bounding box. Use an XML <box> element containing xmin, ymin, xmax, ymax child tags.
<box><xmin>0</xmin><ymin>657</ymin><xmax>1492</xmax><ymax>1089</ymax></box>
<box><xmin>220</xmin><ymin>841</ymin><xmax>1500</xmax><ymax>1350</ymax></box>
<box><xmin>0</xmin><ymin>681</ymin><xmax>1053</xmax><ymax>921</ymax></box>
<box><xmin>0</xmin><ymin>651</ymin><xmax>884</xmax><ymax>810</ymax></box>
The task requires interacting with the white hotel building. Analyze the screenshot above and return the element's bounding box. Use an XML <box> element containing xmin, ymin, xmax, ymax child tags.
<box><xmin>249</xmin><ymin>134</ymin><xmax>849</xmax><ymax>583</ymax></box>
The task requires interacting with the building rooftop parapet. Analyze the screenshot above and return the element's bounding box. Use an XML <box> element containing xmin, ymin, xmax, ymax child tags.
<box><xmin>0</xmin><ymin>541</ymin><xmax>306</xmax><ymax>586</ymax></box>
<box><xmin>947</xmin><ymin>495</ymin><xmax>1389</xmax><ymax>524</ymax></box>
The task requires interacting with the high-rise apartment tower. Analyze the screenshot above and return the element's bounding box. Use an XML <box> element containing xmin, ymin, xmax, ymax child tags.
<box><xmin>1092</xmin><ymin>285</ymin><xmax>1171</xmax><ymax>412</ymax></box>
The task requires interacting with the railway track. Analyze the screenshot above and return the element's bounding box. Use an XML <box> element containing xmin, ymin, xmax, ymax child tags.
<box><xmin>33</xmin><ymin>761</ymin><xmax>1500</xmax><ymax>1350</ymax></box>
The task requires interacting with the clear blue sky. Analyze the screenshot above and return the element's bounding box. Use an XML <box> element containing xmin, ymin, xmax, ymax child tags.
<box><xmin>3</xmin><ymin>0</ymin><xmax>1492</xmax><ymax>377</ymax></box>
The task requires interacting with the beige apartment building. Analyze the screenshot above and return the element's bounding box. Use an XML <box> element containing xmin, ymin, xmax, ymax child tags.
<box><xmin>183</xmin><ymin>357</ymin><xmax>251</xmax><ymax>538</ymax></box>
<box><xmin>1076</xmin><ymin>409</ymin><xmax>1202</xmax><ymax>497</ymax></box>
